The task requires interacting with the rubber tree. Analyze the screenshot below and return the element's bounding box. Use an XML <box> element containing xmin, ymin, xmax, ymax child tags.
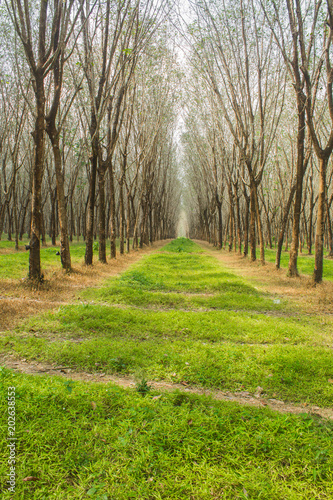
<box><xmin>6</xmin><ymin>0</ymin><xmax>81</xmax><ymax>280</ymax></box>
<box><xmin>193</xmin><ymin>0</ymin><xmax>286</xmax><ymax>264</ymax></box>
<box><xmin>44</xmin><ymin>0</ymin><xmax>84</xmax><ymax>272</ymax></box>
<box><xmin>299</xmin><ymin>0</ymin><xmax>333</xmax><ymax>282</ymax></box>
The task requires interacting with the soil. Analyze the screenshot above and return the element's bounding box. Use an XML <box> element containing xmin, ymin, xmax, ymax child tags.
<box><xmin>1</xmin><ymin>353</ymin><xmax>332</xmax><ymax>420</ymax></box>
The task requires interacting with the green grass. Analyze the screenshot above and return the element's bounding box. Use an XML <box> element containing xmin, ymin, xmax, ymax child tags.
<box><xmin>264</xmin><ymin>248</ymin><xmax>333</xmax><ymax>280</ymax></box>
<box><xmin>1</xmin><ymin>237</ymin><xmax>333</xmax><ymax>498</ymax></box>
<box><xmin>0</xmin><ymin>236</ymin><xmax>133</xmax><ymax>280</ymax></box>
<box><xmin>81</xmin><ymin>240</ymin><xmax>286</xmax><ymax>310</ymax></box>
<box><xmin>1</xmin><ymin>368</ymin><xmax>333</xmax><ymax>499</ymax></box>
<box><xmin>2</xmin><ymin>237</ymin><xmax>332</xmax><ymax>406</ymax></box>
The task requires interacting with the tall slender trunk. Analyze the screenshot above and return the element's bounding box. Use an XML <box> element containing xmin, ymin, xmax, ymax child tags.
<box><xmin>234</xmin><ymin>183</ymin><xmax>242</xmax><ymax>255</ymax></box>
<box><xmin>13</xmin><ymin>175</ymin><xmax>19</xmax><ymax>250</ymax></box>
<box><xmin>243</xmin><ymin>191</ymin><xmax>250</xmax><ymax>257</ymax></box>
<box><xmin>216</xmin><ymin>200</ymin><xmax>222</xmax><ymax>249</ymax></box>
<box><xmin>288</xmin><ymin>96</ymin><xmax>306</xmax><ymax>276</ymax></box>
<box><xmin>326</xmin><ymin>195</ymin><xmax>333</xmax><ymax>257</ymax></box>
<box><xmin>276</xmin><ymin>184</ymin><xmax>296</xmax><ymax>269</ymax></box>
<box><xmin>249</xmin><ymin>180</ymin><xmax>256</xmax><ymax>261</ymax></box>
<box><xmin>119</xmin><ymin>174</ymin><xmax>125</xmax><ymax>254</ymax></box>
<box><xmin>253</xmin><ymin>181</ymin><xmax>265</xmax><ymax>264</ymax></box>
<box><xmin>228</xmin><ymin>207</ymin><xmax>234</xmax><ymax>252</ymax></box>
<box><xmin>85</xmin><ymin>132</ymin><xmax>98</xmax><ymax>265</ymax></box>
<box><xmin>41</xmin><ymin>208</ymin><xmax>47</xmax><ymax>247</ymax></box>
<box><xmin>46</xmin><ymin>128</ymin><xmax>71</xmax><ymax>271</ymax></box>
<box><xmin>307</xmin><ymin>180</ymin><xmax>316</xmax><ymax>254</ymax></box>
<box><xmin>98</xmin><ymin>167</ymin><xmax>107</xmax><ymax>263</ymax></box>
<box><xmin>126</xmin><ymin>191</ymin><xmax>131</xmax><ymax>253</ymax></box>
<box><xmin>19</xmin><ymin>194</ymin><xmax>30</xmax><ymax>240</ymax></box>
<box><xmin>109</xmin><ymin>160</ymin><xmax>117</xmax><ymax>259</ymax></box>
<box><xmin>7</xmin><ymin>204</ymin><xmax>12</xmax><ymax>241</ymax></box>
<box><xmin>69</xmin><ymin>198</ymin><xmax>74</xmax><ymax>242</ymax></box>
<box><xmin>313</xmin><ymin>157</ymin><xmax>327</xmax><ymax>283</ymax></box>
<box><xmin>29</xmin><ymin>76</ymin><xmax>45</xmax><ymax>281</ymax></box>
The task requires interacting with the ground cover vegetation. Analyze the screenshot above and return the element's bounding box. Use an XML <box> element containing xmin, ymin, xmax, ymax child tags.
<box><xmin>1</xmin><ymin>238</ymin><xmax>333</xmax><ymax>498</ymax></box>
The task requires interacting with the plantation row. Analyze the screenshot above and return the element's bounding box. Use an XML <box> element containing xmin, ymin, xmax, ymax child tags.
<box><xmin>0</xmin><ymin>0</ymin><xmax>181</xmax><ymax>282</ymax></box>
<box><xmin>183</xmin><ymin>0</ymin><xmax>333</xmax><ymax>285</ymax></box>
<box><xmin>0</xmin><ymin>239</ymin><xmax>332</xmax><ymax>498</ymax></box>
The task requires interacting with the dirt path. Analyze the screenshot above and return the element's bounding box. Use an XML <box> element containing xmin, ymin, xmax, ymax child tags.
<box><xmin>1</xmin><ymin>353</ymin><xmax>332</xmax><ymax>420</ymax></box>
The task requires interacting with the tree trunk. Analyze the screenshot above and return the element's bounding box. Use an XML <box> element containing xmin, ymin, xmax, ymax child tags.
<box><xmin>85</xmin><ymin>142</ymin><xmax>98</xmax><ymax>265</ymax></box>
<box><xmin>29</xmin><ymin>77</ymin><xmax>45</xmax><ymax>281</ymax></box>
<box><xmin>234</xmin><ymin>183</ymin><xmax>242</xmax><ymax>255</ymax></box>
<box><xmin>217</xmin><ymin>200</ymin><xmax>222</xmax><ymax>249</ymax></box>
<box><xmin>276</xmin><ymin>184</ymin><xmax>296</xmax><ymax>269</ymax></box>
<box><xmin>19</xmin><ymin>194</ymin><xmax>30</xmax><ymax>240</ymax></box>
<box><xmin>119</xmin><ymin>174</ymin><xmax>125</xmax><ymax>254</ymax></box>
<box><xmin>326</xmin><ymin>196</ymin><xmax>333</xmax><ymax>257</ymax></box>
<box><xmin>126</xmin><ymin>191</ymin><xmax>131</xmax><ymax>253</ymax></box>
<box><xmin>98</xmin><ymin>167</ymin><xmax>107</xmax><ymax>263</ymax></box>
<box><xmin>288</xmin><ymin>97</ymin><xmax>306</xmax><ymax>277</ymax></box>
<box><xmin>243</xmin><ymin>192</ymin><xmax>250</xmax><ymax>257</ymax></box>
<box><xmin>253</xmin><ymin>181</ymin><xmax>265</xmax><ymax>264</ymax></box>
<box><xmin>109</xmin><ymin>161</ymin><xmax>117</xmax><ymax>259</ymax></box>
<box><xmin>45</xmin><ymin>127</ymin><xmax>71</xmax><ymax>271</ymax></box>
<box><xmin>249</xmin><ymin>180</ymin><xmax>256</xmax><ymax>261</ymax></box>
<box><xmin>313</xmin><ymin>157</ymin><xmax>327</xmax><ymax>283</ymax></box>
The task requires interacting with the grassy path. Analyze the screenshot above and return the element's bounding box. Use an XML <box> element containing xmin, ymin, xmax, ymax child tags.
<box><xmin>1</xmin><ymin>238</ymin><xmax>333</xmax><ymax>499</ymax></box>
<box><xmin>2</xmin><ymin>353</ymin><xmax>333</xmax><ymax>420</ymax></box>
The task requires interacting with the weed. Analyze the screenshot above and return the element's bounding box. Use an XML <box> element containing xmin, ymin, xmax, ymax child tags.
<box><xmin>135</xmin><ymin>377</ymin><xmax>152</xmax><ymax>396</ymax></box>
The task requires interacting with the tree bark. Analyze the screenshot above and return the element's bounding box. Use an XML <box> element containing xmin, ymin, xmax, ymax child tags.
<box><xmin>109</xmin><ymin>160</ymin><xmax>117</xmax><ymax>259</ymax></box>
<box><xmin>45</xmin><ymin>129</ymin><xmax>71</xmax><ymax>271</ymax></box>
<box><xmin>288</xmin><ymin>98</ymin><xmax>306</xmax><ymax>277</ymax></box>
<box><xmin>313</xmin><ymin>157</ymin><xmax>327</xmax><ymax>283</ymax></box>
<box><xmin>249</xmin><ymin>180</ymin><xmax>256</xmax><ymax>261</ymax></box>
<box><xmin>85</xmin><ymin>134</ymin><xmax>98</xmax><ymax>265</ymax></box>
<box><xmin>29</xmin><ymin>75</ymin><xmax>45</xmax><ymax>281</ymax></box>
<box><xmin>98</xmin><ymin>167</ymin><xmax>107</xmax><ymax>263</ymax></box>
<box><xmin>276</xmin><ymin>184</ymin><xmax>296</xmax><ymax>270</ymax></box>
